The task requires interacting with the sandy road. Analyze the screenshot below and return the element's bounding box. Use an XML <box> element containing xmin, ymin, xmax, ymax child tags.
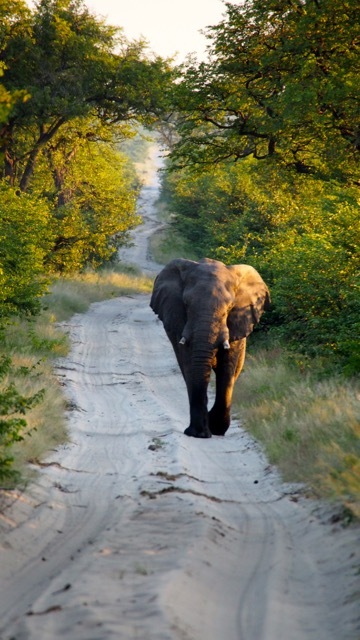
<box><xmin>0</xmin><ymin>148</ymin><xmax>359</xmax><ymax>639</ymax></box>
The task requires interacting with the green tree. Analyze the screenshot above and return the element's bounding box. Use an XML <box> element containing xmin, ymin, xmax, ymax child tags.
<box><xmin>0</xmin><ymin>0</ymin><xmax>175</xmax><ymax>274</ymax></box>
<box><xmin>0</xmin><ymin>183</ymin><xmax>52</xmax><ymax>317</ymax></box>
<box><xmin>0</xmin><ymin>0</ymin><xmax>173</xmax><ymax>191</ymax></box>
<box><xmin>39</xmin><ymin>133</ymin><xmax>141</xmax><ymax>272</ymax></box>
<box><xmin>163</xmin><ymin>0</ymin><xmax>360</xmax><ymax>371</ymax></box>
<box><xmin>162</xmin><ymin>159</ymin><xmax>360</xmax><ymax>371</ymax></box>
<box><xmin>171</xmin><ymin>0</ymin><xmax>360</xmax><ymax>182</ymax></box>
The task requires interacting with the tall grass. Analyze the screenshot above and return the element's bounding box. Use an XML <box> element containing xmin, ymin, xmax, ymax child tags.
<box><xmin>45</xmin><ymin>266</ymin><xmax>153</xmax><ymax>321</ymax></box>
<box><xmin>234</xmin><ymin>346</ymin><xmax>360</xmax><ymax>517</ymax></box>
<box><xmin>1</xmin><ymin>266</ymin><xmax>153</xmax><ymax>485</ymax></box>
<box><xmin>8</xmin><ymin>355</ymin><xmax>68</xmax><ymax>478</ymax></box>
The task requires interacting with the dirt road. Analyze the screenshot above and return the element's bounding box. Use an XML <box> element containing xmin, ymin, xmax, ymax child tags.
<box><xmin>0</xmin><ymin>148</ymin><xmax>359</xmax><ymax>639</ymax></box>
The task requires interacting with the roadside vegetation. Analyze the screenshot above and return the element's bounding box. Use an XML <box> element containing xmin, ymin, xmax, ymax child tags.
<box><xmin>234</xmin><ymin>347</ymin><xmax>360</xmax><ymax>518</ymax></box>
<box><xmin>1</xmin><ymin>0</ymin><xmax>359</xmax><ymax>515</ymax></box>
<box><xmin>152</xmin><ymin>221</ymin><xmax>360</xmax><ymax>518</ymax></box>
<box><xmin>0</xmin><ymin>0</ymin><xmax>170</xmax><ymax>484</ymax></box>
<box><xmin>1</xmin><ymin>266</ymin><xmax>153</xmax><ymax>485</ymax></box>
<box><xmin>151</xmin><ymin>0</ymin><xmax>360</xmax><ymax>516</ymax></box>
<box><xmin>149</xmin><ymin>201</ymin><xmax>198</xmax><ymax>265</ymax></box>
<box><xmin>44</xmin><ymin>266</ymin><xmax>152</xmax><ymax>321</ymax></box>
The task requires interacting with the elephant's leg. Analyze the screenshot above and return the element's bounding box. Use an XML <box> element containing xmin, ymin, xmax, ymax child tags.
<box><xmin>184</xmin><ymin>401</ymin><xmax>211</xmax><ymax>438</ymax></box>
<box><xmin>184</xmin><ymin>364</ymin><xmax>212</xmax><ymax>438</ymax></box>
<box><xmin>171</xmin><ymin>341</ymin><xmax>212</xmax><ymax>438</ymax></box>
<box><xmin>184</xmin><ymin>378</ymin><xmax>212</xmax><ymax>438</ymax></box>
<box><xmin>209</xmin><ymin>339</ymin><xmax>246</xmax><ymax>436</ymax></box>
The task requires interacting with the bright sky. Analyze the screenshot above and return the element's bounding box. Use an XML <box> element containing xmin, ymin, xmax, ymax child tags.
<box><xmin>85</xmin><ymin>0</ymin><xmax>236</xmax><ymax>61</ymax></box>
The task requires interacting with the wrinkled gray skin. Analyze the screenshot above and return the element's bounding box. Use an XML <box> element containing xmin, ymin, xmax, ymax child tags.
<box><xmin>150</xmin><ymin>258</ymin><xmax>270</xmax><ymax>438</ymax></box>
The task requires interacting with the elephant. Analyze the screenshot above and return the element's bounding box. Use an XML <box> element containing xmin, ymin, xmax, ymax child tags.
<box><xmin>150</xmin><ymin>257</ymin><xmax>270</xmax><ymax>438</ymax></box>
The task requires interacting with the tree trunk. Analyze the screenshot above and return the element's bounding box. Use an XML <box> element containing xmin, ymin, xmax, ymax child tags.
<box><xmin>1</xmin><ymin>123</ymin><xmax>16</xmax><ymax>185</ymax></box>
<box><xmin>19</xmin><ymin>146</ymin><xmax>41</xmax><ymax>192</ymax></box>
<box><xmin>19</xmin><ymin>118</ymin><xmax>66</xmax><ymax>192</ymax></box>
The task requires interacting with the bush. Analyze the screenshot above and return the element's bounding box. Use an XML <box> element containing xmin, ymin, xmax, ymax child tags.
<box><xmin>162</xmin><ymin>160</ymin><xmax>360</xmax><ymax>372</ymax></box>
<box><xmin>263</xmin><ymin>232</ymin><xmax>359</xmax><ymax>367</ymax></box>
<box><xmin>0</xmin><ymin>183</ymin><xmax>53</xmax><ymax>317</ymax></box>
<box><xmin>0</xmin><ymin>356</ymin><xmax>44</xmax><ymax>483</ymax></box>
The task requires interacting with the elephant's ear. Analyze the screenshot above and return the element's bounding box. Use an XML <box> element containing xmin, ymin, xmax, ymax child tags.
<box><xmin>150</xmin><ymin>259</ymin><xmax>197</xmax><ymax>338</ymax></box>
<box><xmin>227</xmin><ymin>264</ymin><xmax>270</xmax><ymax>339</ymax></box>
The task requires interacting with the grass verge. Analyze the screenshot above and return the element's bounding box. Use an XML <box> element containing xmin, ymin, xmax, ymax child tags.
<box><xmin>1</xmin><ymin>265</ymin><xmax>153</xmax><ymax>486</ymax></box>
<box><xmin>234</xmin><ymin>344</ymin><xmax>360</xmax><ymax>517</ymax></box>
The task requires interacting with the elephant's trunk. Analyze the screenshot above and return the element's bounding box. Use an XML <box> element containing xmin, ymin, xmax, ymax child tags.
<box><xmin>186</xmin><ymin>345</ymin><xmax>213</xmax><ymax>437</ymax></box>
<box><xmin>185</xmin><ymin>322</ymin><xmax>223</xmax><ymax>437</ymax></box>
<box><xmin>180</xmin><ymin>315</ymin><xmax>230</xmax><ymax>350</ymax></box>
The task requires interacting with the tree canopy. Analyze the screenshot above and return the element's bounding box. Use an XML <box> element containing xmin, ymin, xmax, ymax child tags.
<box><xmin>0</xmin><ymin>0</ymin><xmax>173</xmax><ymax>191</ymax></box>
<box><xmin>171</xmin><ymin>0</ymin><xmax>360</xmax><ymax>183</ymax></box>
<box><xmin>0</xmin><ymin>0</ymin><xmax>359</xmax><ymax>372</ymax></box>
<box><xmin>0</xmin><ymin>0</ymin><xmax>174</xmax><ymax>311</ymax></box>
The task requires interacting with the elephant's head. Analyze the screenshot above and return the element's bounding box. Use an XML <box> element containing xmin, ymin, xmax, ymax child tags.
<box><xmin>150</xmin><ymin>258</ymin><xmax>270</xmax><ymax>437</ymax></box>
<box><xmin>151</xmin><ymin>257</ymin><xmax>270</xmax><ymax>350</ymax></box>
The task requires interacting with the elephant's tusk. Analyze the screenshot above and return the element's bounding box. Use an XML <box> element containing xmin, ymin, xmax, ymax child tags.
<box><xmin>223</xmin><ymin>339</ymin><xmax>230</xmax><ymax>349</ymax></box>
<box><xmin>179</xmin><ymin>337</ymin><xmax>186</xmax><ymax>345</ymax></box>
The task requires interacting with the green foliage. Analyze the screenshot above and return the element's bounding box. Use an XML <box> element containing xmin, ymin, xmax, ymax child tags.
<box><xmin>0</xmin><ymin>183</ymin><xmax>53</xmax><ymax>317</ymax></box>
<box><xmin>162</xmin><ymin>159</ymin><xmax>360</xmax><ymax>371</ymax></box>
<box><xmin>260</xmin><ymin>227</ymin><xmax>359</xmax><ymax>368</ymax></box>
<box><xmin>0</xmin><ymin>0</ymin><xmax>173</xmax><ymax>279</ymax></box>
<box><xmin>0</xmin><ymin>0</ymin><xmax>174</xmax><ymax>191</ymax></box>
<box><xmin>172</xmin><ymin>0</ymin><xmax>360</xmax><ymax>181</ymax></box>
<box><xmin>0</xmin><ymin>67</ymin><xmax>27</xmax><ymax>127</ymax></box>
<box><xmin>0</xmin><ymin>0</ymin><xmax>31</xmax><ymax>127</ymax></box>
<box><xmin>35</xmin><ymin>137</ymin><xmax>141</xmax><ymax>272</ymax></box>
<box><xmin>0</xmin><ymin>355</ymin><xmax>44</xmax><ymax>482</ymax></box>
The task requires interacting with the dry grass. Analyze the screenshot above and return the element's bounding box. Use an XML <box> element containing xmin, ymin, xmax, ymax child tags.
<box><xmin>234</xmin><ymin>347</ymin><xmax>360</xmax><ymax>516</ymax></box>
<box><xmin>46</xmin><ymin>267</ymin><xmax>153</xmax><ymax>321</ymax></box>
<box><xmin>0</xmin><ymin>352</ymin><xmax>68</xmax><ymax>486</ymax></box>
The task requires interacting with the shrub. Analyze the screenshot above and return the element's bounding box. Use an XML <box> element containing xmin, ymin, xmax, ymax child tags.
<box><xmin>0</xmin><ymin>356</ymin><xmax>44</xmax><ymax>483</ymax></box>
<box><xmin>0</xmin><ymin>183</ymin><xmax>53</xmax><ymax>318</ymax></box>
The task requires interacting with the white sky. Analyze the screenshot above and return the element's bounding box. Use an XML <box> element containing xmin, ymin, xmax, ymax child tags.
<box><xmin>85</xmin><ymin>0</ymin><xmax>236</xmax><ymax>61</ymax></box>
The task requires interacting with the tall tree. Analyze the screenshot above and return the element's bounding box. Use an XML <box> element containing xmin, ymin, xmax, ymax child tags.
<box><xmin>37</xmin><ymin>124</ymin><xmax>141</xmax><ymax>272</ymax></box>
<box><xmin>0</xmin><ymin>0</ymin><xmax>173</xmax><ymax>191</ymax></box>
<box><xmin>171</xmin><ymin>0</ymin><xmax>360</xmax><ymax>182</ymax></box>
